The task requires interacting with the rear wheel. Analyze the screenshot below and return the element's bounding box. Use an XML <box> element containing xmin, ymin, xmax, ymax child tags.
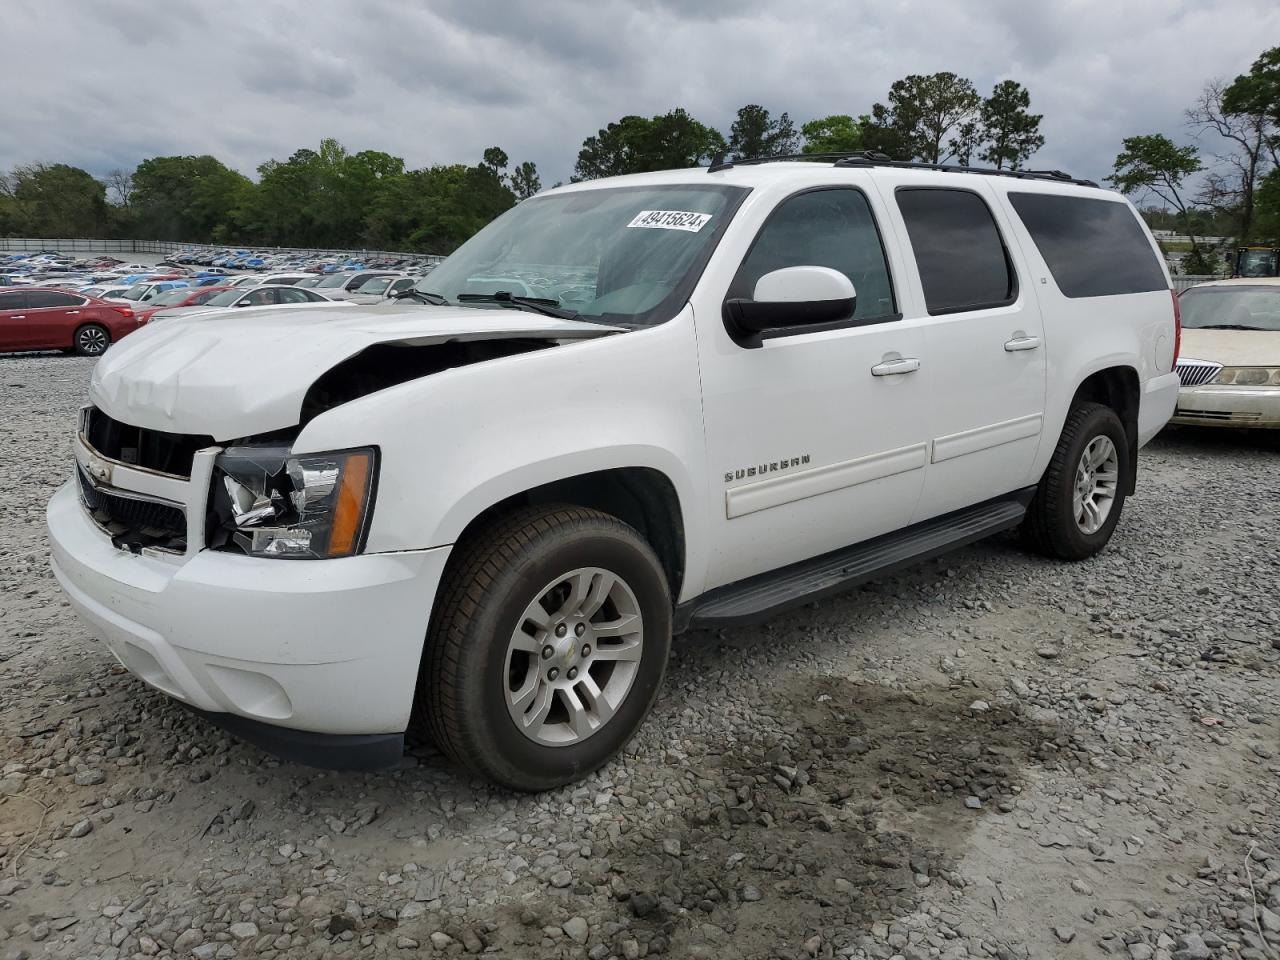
<box><xmin>74</xmin><ymin>324</ymin><xmax>110</xmax><ymax>357</ymax></box>
<box><xmin>417</xmin><ymin>504</ymin><xmax>671</xmax><ymax>791</ymax></box>
<box><xmin>1021</xmin><ymin>401</ymin><xmax>1129</xmax><ymax>560</ymax></box>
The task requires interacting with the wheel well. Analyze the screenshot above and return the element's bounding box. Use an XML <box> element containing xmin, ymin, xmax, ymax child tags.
<box><xmin>456</xmin><ymin>468</ymin><xmax>686</xmax><ymax>600</ymax></box>
<box><xmin>1070</xmin><ymin>366</ymin><xmax>1139</xmax><ymax>494</ymax></box>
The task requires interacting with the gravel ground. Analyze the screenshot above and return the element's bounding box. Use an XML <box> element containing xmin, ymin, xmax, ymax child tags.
<box><xmin>1</xmin><ymin>353</ymin><xmax>1278</xmax><ymax>960</ymax></box>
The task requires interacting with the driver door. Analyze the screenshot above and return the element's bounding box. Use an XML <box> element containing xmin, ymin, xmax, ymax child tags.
<box><xmin>695</xmin><ymin>186</ymin><xmax>933</xmax><ymax>590</ymax></box>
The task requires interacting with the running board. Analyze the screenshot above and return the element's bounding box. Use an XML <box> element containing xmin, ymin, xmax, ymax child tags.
<box><xmin>677</xmin><ymin>492</ymin><xmax>1033</xmax><ymax>631</ymax></box>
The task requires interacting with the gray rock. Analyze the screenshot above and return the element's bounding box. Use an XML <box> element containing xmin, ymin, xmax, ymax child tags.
<box><xmin>228</xmin><ymin>921</ymin><xmax>258</xmax><ymax>940</ymax></box>
<box><xmin>563</xmin><ymin>917</ymin><xmax>589</xmax><ymax>944</ymax></box>
<box><xmin>68</xmin><ymin>818</ymin><xmax>93</xmax><ymax>838</ymax></box>
<box><xmin>173</xmin><ymin>928</ymin><xmax>203</xmax><ymax>953</ymax></box>
<box><xmin>1053</xmin><ymin>926</ymin><xmax>1075</xmax><ymax>944</ymax></box>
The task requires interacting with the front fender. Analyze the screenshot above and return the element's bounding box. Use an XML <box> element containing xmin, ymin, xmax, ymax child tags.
<box><xmin>293</xmin><ymin>308</ymin><xmax>711</xmax><ymax>599</ymax></box>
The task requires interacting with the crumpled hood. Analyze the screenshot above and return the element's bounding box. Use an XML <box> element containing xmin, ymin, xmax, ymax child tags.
<box><xmin>90</xmin><ymin>303</ymin><xmax>622</xmax><ymax>440</ymax></box>
<box><xmin>1181</xmin><ymin>328</ymin><xmax>1280</xmax><ymax>367</ymax></box>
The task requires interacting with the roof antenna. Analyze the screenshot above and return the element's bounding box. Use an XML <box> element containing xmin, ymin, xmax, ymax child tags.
<box><xmin>707</xmin><ymin>152</ymin><xmax>733</xmax><ymax>173</ymax></box>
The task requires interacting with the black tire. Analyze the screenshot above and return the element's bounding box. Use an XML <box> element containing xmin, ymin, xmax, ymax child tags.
<box><xmin>74</xmin><ymin>324</ymin><xmax>110</xmax><ymax>357</ymax></box>
<box><xmin>417</xmin><ymin>504</ymin><xmax>672</xmax><ymax>791</ymax></box>
<box><xmin>1021</xmin><ymin>401</ymin><xmax>1129</xmax><ymax>560</ymax></box>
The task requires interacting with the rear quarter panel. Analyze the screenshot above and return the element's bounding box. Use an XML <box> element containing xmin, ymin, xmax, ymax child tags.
<box><xmin>989</xmin><ymin>185</ymin><xmax>1173</xmax><ymax>478</ymax></box>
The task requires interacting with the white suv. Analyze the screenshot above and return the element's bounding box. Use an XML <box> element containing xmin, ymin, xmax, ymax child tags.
<box><xmin>47</xmin><ymin>156</ymin><xmax>1181</xmax><ymax>789</ymax></box>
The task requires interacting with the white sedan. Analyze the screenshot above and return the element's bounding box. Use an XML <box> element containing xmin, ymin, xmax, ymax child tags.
<box><xmin>150</xmin><ymin>284</ymin><xmax>350</xmax><ymax>320</ymax></box>
<box><xmin>1172</xmin><ymin>278</ymin><xmax>1280</xmax><ymax>429</ymax></box>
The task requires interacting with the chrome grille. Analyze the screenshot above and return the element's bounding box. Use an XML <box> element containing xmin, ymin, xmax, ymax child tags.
<box><xmin>1175</xmin><ymin>359</ymin><xmax>1222</xmax><ymax>387</ymax></box>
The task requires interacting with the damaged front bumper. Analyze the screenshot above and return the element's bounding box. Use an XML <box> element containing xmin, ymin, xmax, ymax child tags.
<box><xmin>47</xmin><ymin>481</ymin><xmax>450</xmax><ymax>769</ymax></box>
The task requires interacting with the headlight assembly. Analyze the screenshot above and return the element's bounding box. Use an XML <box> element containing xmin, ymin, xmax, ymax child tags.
<box><xmin>1211</xmin><ymin>367</ymin><xmax>1280</xmax><ymax>387</ymax></box>
<box><xmin>210</xmin><ymin>446</ymin><xmax>376</xmax><ymax>559</ymax></box>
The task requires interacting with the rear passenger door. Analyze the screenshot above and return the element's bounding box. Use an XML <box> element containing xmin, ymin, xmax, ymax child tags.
<box><xmin>876</xmin><ymin>179</ymin><xmax>1047</xmax><ymax>519</ymax></box>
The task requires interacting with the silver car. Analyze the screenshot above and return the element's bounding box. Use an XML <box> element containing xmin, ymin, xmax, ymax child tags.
<box><xmin>150</xmin><ymin>284</ymin><xmax>348</xmax><ymax>320</ymax></box>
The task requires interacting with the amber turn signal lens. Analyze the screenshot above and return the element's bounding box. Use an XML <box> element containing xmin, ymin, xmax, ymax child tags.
<box><xmin>328</xmin><ymin>451</ymin><xmax>372</xmax><ymax>557</ymax></box>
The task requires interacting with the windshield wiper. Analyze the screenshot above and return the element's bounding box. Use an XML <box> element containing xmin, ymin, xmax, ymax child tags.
<box><xmin>1195</xmin><ymin>324</ymin><xmax>1263</xmax><ymax>331</ymax></box>
<box><xmin>456</xmin><ymin>290</ymin><xmax>580</xmax><ymax>320</ymax></box>
<box><xmin>393</xmin><ymin>289</ymin><xmax>449</xmax><ymax>305</ymax></box>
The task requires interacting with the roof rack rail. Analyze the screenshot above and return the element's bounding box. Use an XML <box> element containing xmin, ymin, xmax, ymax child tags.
<box><xmin>706</xmin><ymin>150</ymin><xmax>1097</xmax><ymax>188</ymax></box>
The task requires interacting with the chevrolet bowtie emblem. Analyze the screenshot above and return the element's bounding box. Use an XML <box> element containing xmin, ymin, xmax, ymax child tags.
<box><xmin>87</xmin><ymin>458</ymin><xmax>112</xmax><ymax>485</ymax></box>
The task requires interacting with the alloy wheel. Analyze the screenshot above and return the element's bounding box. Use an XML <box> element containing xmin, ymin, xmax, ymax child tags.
<box><xmin>1073</xmin><ymin>435</ymin><xmax>1119</xmax><ymax>534</ymax></box>
<box><xmin>503</xmin><ymin>567</ymin><xmax>644</xmax><ymax>747</ymax></box>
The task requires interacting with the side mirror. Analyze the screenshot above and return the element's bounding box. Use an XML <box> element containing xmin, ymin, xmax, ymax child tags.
<box><xmin>723</xmin><ymin>266</ymin><xmax>856</xmax><ymax>346</ymax></box>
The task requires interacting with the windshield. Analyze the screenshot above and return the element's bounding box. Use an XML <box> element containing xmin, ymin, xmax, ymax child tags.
<box><xmin>1180</xmin><ymin>286</ymin><xmax>1280</xmax><ymax>332</ymax></box>
<box><xmin>202</xmin><ymin>289</ymin><xmax>243</xmax><ymax>307</ymax></box>
<box><xmin>317</xmin><ymin>274</ymin><xmax>350</xmax><ymax>288</ymax></box>
<box><xmin>356</xmin><ymin>277</ymin><xmax>394</xmax><ymax>294</ymax></box>
<box><xmin>151</xmin><ymin>288</ymin><xmax>191</xmax><ymax>306</ymax></box>
<box><xmin>121</xmin><ymin>283</ymin><xmax>149</xmax><ymax>300</ymax></box>
<box><xmin>414</xmin><ymin>183</ymin><xmax>749</xmax><ymax>325</ymax></box>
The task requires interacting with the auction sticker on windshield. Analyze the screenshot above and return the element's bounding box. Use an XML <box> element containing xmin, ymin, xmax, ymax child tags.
<box><xmin>627</xmin><ymin>210</ymin><xmax>713</xmax><ymax>232</ymax></box>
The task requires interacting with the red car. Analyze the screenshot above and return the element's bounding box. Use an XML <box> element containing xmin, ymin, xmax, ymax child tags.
<box><xmin>135</xmin><ymin>284</ymin><xmax>234</xmax><ymax>323</ymax></box>
<box><xmin>0</xmin><ymin>289</ymin><xmax>144</xmax><ymax>356</ymax></box>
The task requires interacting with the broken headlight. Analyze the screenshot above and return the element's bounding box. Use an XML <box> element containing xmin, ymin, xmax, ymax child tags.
<box><xmin>210</xmin><ymin>446</ymin><xmax>376</xmax><ymax>559</ymax></box>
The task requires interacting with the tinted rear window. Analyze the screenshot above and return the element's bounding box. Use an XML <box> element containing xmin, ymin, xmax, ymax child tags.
<box><xmin>1008</xmin><ymin>193</ymin><xmax>1167</xmax><ymax>298</ymax></box>
<box><xmin>896</xmin><ymin>188</ymin><xmax>1015</xmax><ymax>315</ymax></box>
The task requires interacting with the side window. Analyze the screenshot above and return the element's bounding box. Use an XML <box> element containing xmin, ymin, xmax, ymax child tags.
<box><xmin>1007</xmin><ymin>193</ymin><xmax>1167</xmax><ymax>297</ymax></box>
<box><xmin>728</xmin><ymin>188</ymin><xmax>897</xmax><ymax>323</ymax></box>
<box><xmin>0</xmin><ymin>291</ymin><xmax>28</xmax><ymax>311</ymax></box>
<box><xmin>896</xmin><ymin>188</ymin><xmax>1016</xmax><ymax>315</ymax></box>
<box><xmin>277</xmin><ymin>288</ymin><xmax>310</xmax><ymax>304</ymax></box>
<box><xmin>26</xmin><ymin>291</ymin><xmax>80</xmax><ymax>309</ymax></box>
<box><xmin>391</xmin><ymin>279</ymin><xmax>413</xmax><ymax>294</ymax></box>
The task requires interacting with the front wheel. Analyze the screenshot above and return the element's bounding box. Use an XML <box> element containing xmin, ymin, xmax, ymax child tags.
<box><xmin>1021</xmin><ymin>401</ymin><xmax>1129</xmax><ymax>560</ymax></box>
<box><xmin>417</xmin><ymin>504</ymin><xmax>672</xmax><ymax>791</ymax></box>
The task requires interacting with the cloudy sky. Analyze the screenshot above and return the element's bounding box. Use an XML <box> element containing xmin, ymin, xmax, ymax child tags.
<box><xmin>2</xmin><ymin>0</ymin><xmax>1276</xmax><ymax>186</ymax></box>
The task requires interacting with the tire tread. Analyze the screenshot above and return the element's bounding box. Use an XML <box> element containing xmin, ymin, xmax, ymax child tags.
<box><xmin>417</xmin><ymin>504</ymin><xmax>660</xmax><ymax>786</ymax></box>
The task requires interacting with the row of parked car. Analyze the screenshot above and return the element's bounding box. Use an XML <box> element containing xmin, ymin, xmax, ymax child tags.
<box><xmin>0</xmin><ymin>249</ymin><xmax>436</xmax><ymax>355</ymax></box>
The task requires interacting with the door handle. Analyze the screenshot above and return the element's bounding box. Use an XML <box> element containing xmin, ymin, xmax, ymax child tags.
<box><xmin>871</xmin><ymin>357</ymin><xmax>921</xmax><ymax>377</ymax></box>
<box><xmin>1004</xmin><ymin>335</ymin><xmax>1041</xmax><ymax>352</ymax></box>
<box><xmin>11</xmin><ymin>315</ymin><xmax>25</xmax><ymax>320</ymax></box>
<box><xmin>67</xmin><ymin>310</ymin><xmax>81</xmax><ymax>315</ymax></box>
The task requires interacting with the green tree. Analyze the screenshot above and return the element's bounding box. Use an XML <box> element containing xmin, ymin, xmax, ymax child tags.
<box><xmin>480</xmin><ymin>147</ymin><xmax>509</xmax><ymax>179</ymax></box>
<box><xmin>1109</xmin><ymin>134</ymin><xmax>1205</xmax><ymax>260</ymax></box>
<box><xmin>867</xmin><ymin>73</ymin><xmax>982</xmax><ymax>163</ymax></box>
<box><xmin>1254</xmin><ymin>167</ymin><xmax>1280</xmax><ymax>240</ymax></box>
<box><xmin>979</xmin><ymin>80</ymin><xmax>1044</xmax><ymax>169</ymax></box>
<box><xmin>6</xmin><ymin>163</ymin><xmax>108</xmax><ymax>237</ymax></box>
<box><xmin>574</xmin><ymin>109</ymin><xmax>725</xmax><ymax>180</ymax></box>
<box><xmin>800</xmin><ymin>114</ymin><xmax>869</xmax><ymax>154</ymax></box>
<box><xmin>1190</xmin><ymin>47</ymin><xmax>1280</xmax><ymax>241</ymax></box>
<box><xmin>727</xmin><ymin>104</ymin><xmax>799</xmax><ymax>160</ymax></box>
<box><xmin>132</xmin><ymin>155</ymin><xmax>251</xmax><ymax>242</ymax></box>
<box><xmin>510</xmin><ymin>161</ymin><xmax>541</xmax><ymax>200</ymax></box>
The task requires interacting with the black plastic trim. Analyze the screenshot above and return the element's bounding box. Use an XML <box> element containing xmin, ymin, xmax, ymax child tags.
<box><xmin>184</xmin><ymin>705</ymin><xmax>404</xmax><ymax>772</ymax></box>
<box><xmin>674</xmin><ymin>488</ymin><xmax>1036</xmax><ymax>631</ymax></box>
<box><xmin>702</xmin><ymin>150</ymin><xmax>1096</xmax><ymax>187</ymax></box>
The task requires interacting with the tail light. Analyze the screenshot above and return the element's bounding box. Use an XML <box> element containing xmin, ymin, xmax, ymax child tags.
<box><xmin>1170</xmin><ymin>289</ymin><xmax>1181</xmax><ymax>370</ymax></box>
<box><xmin>111</xmin><ymin>304</ymin><xmax>135</xmax><ymax>319</ymax></box>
